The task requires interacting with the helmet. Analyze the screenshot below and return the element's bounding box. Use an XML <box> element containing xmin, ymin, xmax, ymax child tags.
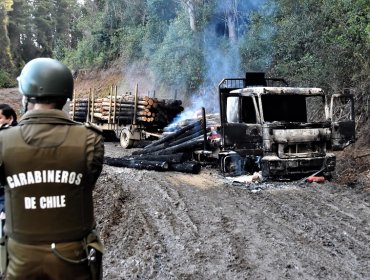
<box><xmin>17</xmin><ymin>58</ymin><xmax>74</xmax><ymax>100</ymax></box>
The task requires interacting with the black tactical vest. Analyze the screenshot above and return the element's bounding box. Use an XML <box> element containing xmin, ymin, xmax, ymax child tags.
<box><xmin>1</xmin><ymin>125</ymin><xmax>95</xmax><ymax>244</ymax></box>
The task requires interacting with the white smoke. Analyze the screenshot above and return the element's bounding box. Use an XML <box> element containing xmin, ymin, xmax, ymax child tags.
<box><xmin>166</xmin><ymin>0</ymin><xmax>267</xmax><ymax>127</ymax></box>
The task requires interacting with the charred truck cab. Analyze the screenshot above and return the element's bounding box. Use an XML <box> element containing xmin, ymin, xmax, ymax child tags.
<box><xmin>218</xmin><ymin>72</ymin><xmax>355</xmax><ymax>179</ymax></box>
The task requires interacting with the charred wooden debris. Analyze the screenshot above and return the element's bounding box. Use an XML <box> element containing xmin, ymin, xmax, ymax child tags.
<box><xmin>104</xmin><ymin>111</ymin><xmax>221</xmax><ymax>174</ymax></box>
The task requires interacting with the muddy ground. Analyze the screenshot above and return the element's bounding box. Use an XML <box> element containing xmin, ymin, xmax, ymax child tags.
<box><xmin>1</xmin><ymin>86</ymin><xmax>369</xmax><ymax>280</ymax></box>
<box><xmin>98</xmin><ymin>142</ymin><xmax>370</xmax><ymax>280</ymax></box>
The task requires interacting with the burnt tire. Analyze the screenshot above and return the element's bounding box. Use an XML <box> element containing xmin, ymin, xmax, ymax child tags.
<box><xmin>120</xmin><ymin>128</ymin><xmax>134</xmax><ymax>149</ymax></box>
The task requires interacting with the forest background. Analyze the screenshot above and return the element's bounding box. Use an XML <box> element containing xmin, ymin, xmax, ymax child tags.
<box><xmin>0</xmin><ymin>0</ymin><xmax>369</xmax><ymax>124</ymax></box>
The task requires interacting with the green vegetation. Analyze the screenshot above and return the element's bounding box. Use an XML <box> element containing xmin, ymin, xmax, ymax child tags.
<box><xmin>0</xmin><ymin>0</ymin><xmax>369</xmax><ymax>119</ymax></box>
<box><xmin>0</xmin><ymin>69</ymin><xmax>15</xmax><ymax>87</ymax></box>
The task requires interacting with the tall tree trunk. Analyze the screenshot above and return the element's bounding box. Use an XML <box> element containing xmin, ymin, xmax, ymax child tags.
<box><xmin>183</xmin><ymin>0</ymin><xmax>196</xmax><ymax>32</ymax></box>
<box><xmin>0</xmin><ymin>0</ymin><xmax>14</xmax><ymax>69</ymax></box>
<box><xmin>226</xmin><ymin>0</ymin><xmax>237</xmax><ymax>43</ymax></box>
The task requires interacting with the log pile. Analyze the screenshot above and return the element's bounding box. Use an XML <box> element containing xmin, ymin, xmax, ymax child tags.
<box><xmin>104</xmin><ymin>119</ymin><xmax>209</xmax><ymax>174</ymax></box>
<box><xmin>69</xmin><ymin>98</ymin><xmax>88</xmax><ymax>122</ymax></box>
<box><xmin>70</xmin><ymin>94</ymin><xmax>184</xmax><ymax>127</ymax></box>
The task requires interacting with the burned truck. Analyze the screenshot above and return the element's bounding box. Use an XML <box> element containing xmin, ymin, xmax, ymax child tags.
<box><xmin>218</xmin><ymin>72</ymin><xmax>355</xmax><ymax>179</ymax></box>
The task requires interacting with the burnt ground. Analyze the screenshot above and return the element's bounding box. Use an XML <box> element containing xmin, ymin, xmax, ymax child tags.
<box><xmin>1</xmin><ymin>78</ymin><xmax>370</xmax><ymax>279</ymax></box>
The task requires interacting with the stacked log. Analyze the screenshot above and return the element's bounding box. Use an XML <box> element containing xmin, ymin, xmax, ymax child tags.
<box><xmin>69</xmin><ymin>94</ymin><xmax>184</xmax><ymax>127</ymax></box>
<box><xmin>69</xmin><ymin>98</ymin><xmax>88</xmax><ymax>122</ymax></box>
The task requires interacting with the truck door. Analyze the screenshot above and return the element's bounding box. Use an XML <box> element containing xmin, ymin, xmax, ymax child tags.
<box><xmin>329</xmin><ymin>93</ymin><xmax>355</xmax><ymax>150</ymax></box>
<box><xmin>222</xmin><ymin>95</ymin><xmax>262</xmax><ymax>152</ymax></box>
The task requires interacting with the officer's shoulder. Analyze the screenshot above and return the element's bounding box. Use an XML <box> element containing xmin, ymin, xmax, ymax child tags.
<box><xmin>83</xmin><ymin>122</ymin><xmax>103</xmax><ymax>134</ymax></box>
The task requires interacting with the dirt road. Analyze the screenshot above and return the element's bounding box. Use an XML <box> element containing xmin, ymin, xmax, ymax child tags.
<box><xmin>96</xmin><ymin>142</ymin><xmax>370</xmax><ymax>280</ymax></box>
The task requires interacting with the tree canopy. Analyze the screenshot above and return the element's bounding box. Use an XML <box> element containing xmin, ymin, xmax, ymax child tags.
<box><xmin>0</xmin><ymin>0</ymin><xmax>369</xmax><ymax>117</ymax></box>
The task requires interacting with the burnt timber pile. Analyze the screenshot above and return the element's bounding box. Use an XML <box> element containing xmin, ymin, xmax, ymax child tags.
<box><xmin>104</xmin><ymin>112</ymin><xmax>221</xmax><ymax>174</ymax></box>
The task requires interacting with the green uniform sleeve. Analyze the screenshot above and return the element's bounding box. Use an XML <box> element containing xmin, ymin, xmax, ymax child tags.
<box><xmin>86</xmin><ymin>129</ymin><xmax>104</xmax><ymax>186</ymax></box>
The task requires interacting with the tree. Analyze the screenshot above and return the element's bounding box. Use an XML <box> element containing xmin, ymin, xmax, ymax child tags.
<box><xmin>150</xmin><ymin>14</ymin><xmax>203</xmax><ymax>92</ymax></box>
<box><xmin>239</xmin><ymin>7</ymin><xmax>275</xmax><ymax>72</ymax></box>
<box><xmin>225</xmin><ymin>0</ymin><xmax>237</xmax><ymax>43</ymax></box>
<box><xmin>32</xmin><ymin>0</ymin><xmax>55</xmax><ymax>57</ymax></box>
<box><xmin>0</xmin><ymin>0</ymin><xmax>17</xmax><ymax>87</ymax></box>
<box><xmin>240</xmin><ymin>0</ymin><xmax>369</xmax><ymax>92</ymax></box>
<box><xmin>0</xmin><ymin>0</ymin><xmax>14</xmax><ymax>69</ymax></box>
<box><xmin>8</xmin><ymin>0</ymin><xmax>31</xmax><ymax>67</ymax></box>
<box><xmin>180</xmin><ymin>0</ymin><xmax>196</xmax><ymax>31</ymax></box>
<box><xmin>53</xmin><ymin>0</ymin><xmax>84</xmax><ymax>60</ymax></box>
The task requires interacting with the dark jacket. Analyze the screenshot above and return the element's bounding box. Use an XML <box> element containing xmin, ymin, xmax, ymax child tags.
<box><xmin>0</xmin><ymin>109</ymin><xmax>104</xmax><ymax>244</ymax></box>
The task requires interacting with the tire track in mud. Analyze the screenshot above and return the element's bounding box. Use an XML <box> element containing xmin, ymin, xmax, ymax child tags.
<box><xmin>158</xmin><ymin>175</ymin><xmax>370</xmax><ymax>280</ymax></box>
<box><xmin>128</xmin><ymin>172</ymin><xmax>203</xmax><ymax>279</ymax></box>
<box><xmin>98</xmin><ymin>167</ymin><xmax>178</xmax><ymax>279</ymax></box>
<box><xmin>248</xmin><ymin>184</ymin><xmax>370</xmax><ymax>279</ymax></box>
<box><xmin>99</xmin><ymin>166</ymin><xmax>207</xmax><ymax>279</ymax></box>
<box><xmin>146</xmin><ymin>176</ymin><xmax>199</xmax><ymax>237</ymax></box>
<box><xmin>161</xmin><ymin>172</ymin><xmax>263</xmax><ymax>279</ymax></box>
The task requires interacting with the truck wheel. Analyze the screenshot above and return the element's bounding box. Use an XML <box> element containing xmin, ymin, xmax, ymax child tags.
<box><xmin>120</xmin><ymin>128</ymin><xmax>134</xmax><ymax>149</ymax></box>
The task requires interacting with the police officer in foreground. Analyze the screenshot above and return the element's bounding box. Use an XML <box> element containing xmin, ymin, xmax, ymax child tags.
<box><xmin>0</xmin><ymin>57</ymin><xmax>104</xmax><ymax>279</ymax></box>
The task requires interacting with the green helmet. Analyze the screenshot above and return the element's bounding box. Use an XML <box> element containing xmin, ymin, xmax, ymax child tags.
<box><xmin>17</xmin><ymin>58</ymin><xmax>74</xmax><ymax>100</ymax></box>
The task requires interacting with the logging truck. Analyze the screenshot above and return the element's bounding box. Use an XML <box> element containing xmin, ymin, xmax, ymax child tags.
<box><xmin>69</xmin><ymin>85</ymin><xmax>184</xmax><ymax>148</ymax></box>
<box><xmin>217</xmin><ymin>72</ymin><xmax>355</xmax><ymax>179</ymax></box>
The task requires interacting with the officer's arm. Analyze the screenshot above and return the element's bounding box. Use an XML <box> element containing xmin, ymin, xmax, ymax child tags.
<box><xmin>85</xmin><ymin>124</ymin><xmax>104</xmax><ymax>186</ymax></box>
<box><xmin>91</xmin><ymin>134</ymin><xmax>104</xmax><ymax>185</ymax></box>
